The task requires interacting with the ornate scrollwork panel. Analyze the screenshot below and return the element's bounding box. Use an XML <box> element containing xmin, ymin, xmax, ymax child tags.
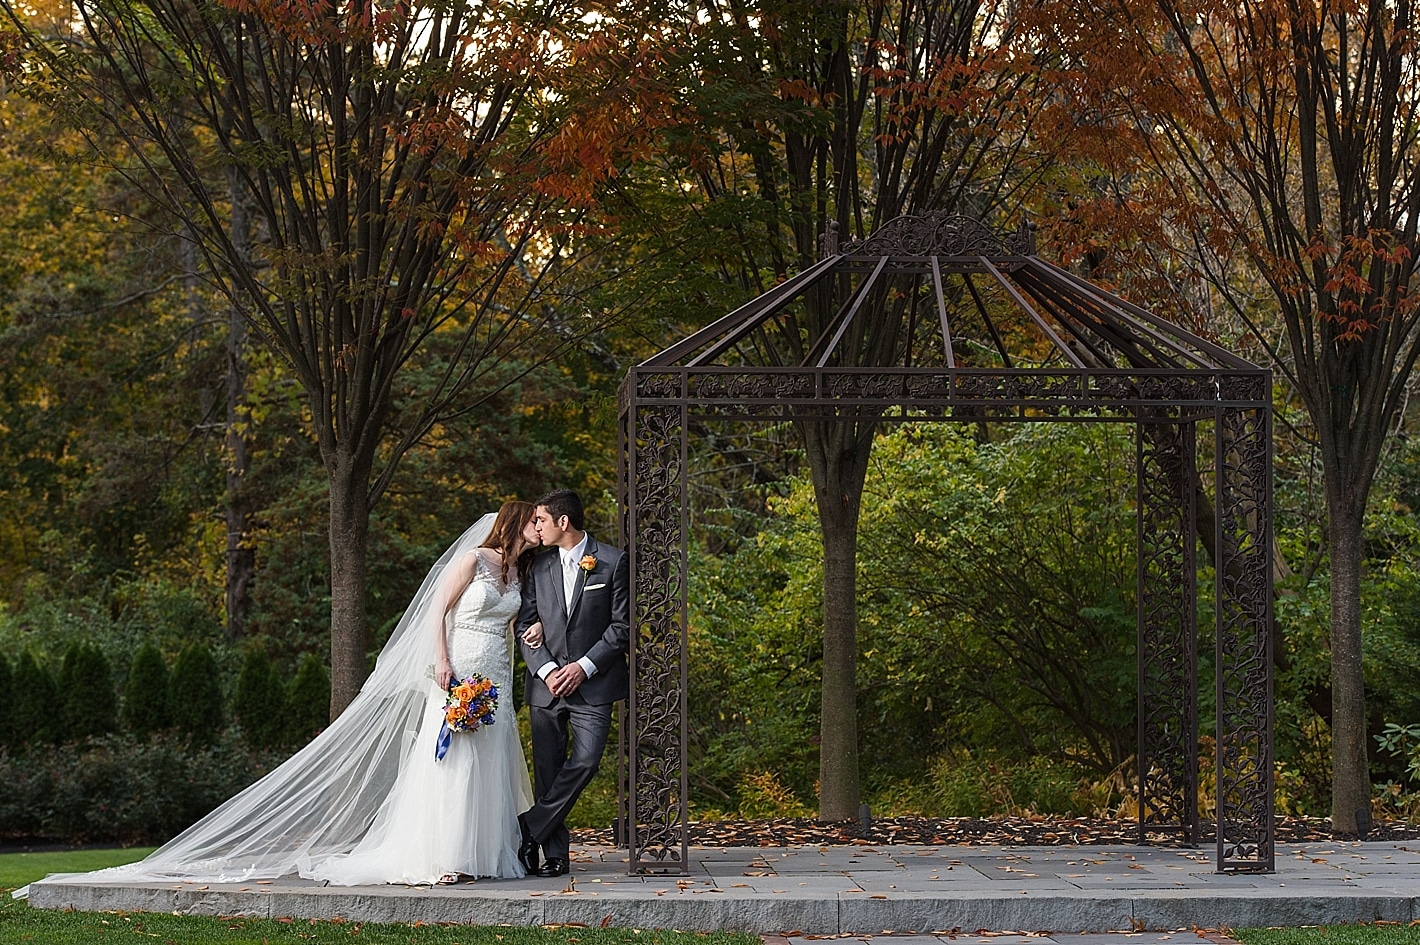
<box><xmin>901</xmin><ymin>374</ymin><xmax>954</xmax><ymax>399</ymax></box>
<box><xmin>1137</xmin><ymin>420</ymin><xmax>1198</xmax><ymax>842</ymax></box>
<box><xmin>1215</xmin><ymin>406</ymin><xmax>1274</xmax><ymax>872</ymax></box>
<box><xmin>1134</xmin><ymin>375</ymin><xmax>1217</xmax><ymax>403</ymax></box>
<box><xmin>953</xmin><ymin>372</ymin><xmax>1087</xmax><ymax>403</ymax></box>
<box><xmin>825</xmin><ymin>372</ymin><xmax>904</xmax><ymax>399</ymax></box>
<box><xmin>687</xmin><ymin>372</ymin><xmax>816</xmax><ymax>401</ymax></box>
<box><xmin>1218</xmin><ymin>373</ymin><xmax>1269</xmax><ymax>404</ymax></box>
<box><xmin>628</xmin><ymin>403</ymin><xmax>688</xmax><ymax>870</ymax></box>
<box><xmin>637</xmin><ymin>372</ymin><xmax>685</xmax><ymax>400</ymax></box>
<box><xmin>839</xmin><ymin>211</ymin><xmax>1036</xmax><ymax>257</ymax></box>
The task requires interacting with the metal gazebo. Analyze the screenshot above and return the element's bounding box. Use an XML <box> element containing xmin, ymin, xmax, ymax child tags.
<box><xmin>616</xmin><ymin>212</ymin><xmax>1274</xmax><ymax>875</ymax></box>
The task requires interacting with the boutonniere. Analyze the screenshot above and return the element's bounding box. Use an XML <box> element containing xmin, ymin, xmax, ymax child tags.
<box><xmin>579</xmin><ymin>554</ymin><xmax>597</xmax><ymax>572</ymax></box>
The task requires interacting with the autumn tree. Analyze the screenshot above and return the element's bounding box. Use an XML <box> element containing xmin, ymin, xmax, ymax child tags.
<box><xmin>2</xmin><ymin>0</ymin><xmax>619</xmax><ymax>715</ymax></box>
<box><xmin>1036</xmin><ymin>0</ymin><xmax>1420</xmax><ymax>833</ymax></box>
<box><xmin>606</xmin><ymin>0</ymin><xmax>1056</xmax><ymax>818</ymax></box>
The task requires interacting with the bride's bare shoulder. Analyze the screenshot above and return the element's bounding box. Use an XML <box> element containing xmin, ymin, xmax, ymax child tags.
<box><xmin>472</xmin><ymin>547</ymin><xmax>506</xmax><ymax>573</ymax></box>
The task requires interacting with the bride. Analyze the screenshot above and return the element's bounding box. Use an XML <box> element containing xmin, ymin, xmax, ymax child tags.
<box><xmin>20</xmin><ymin>503</ymin><xmax>540</xmax><ymax>892</ymax></box>
<box><xmin>306</xmin><ymin>501</ymin><xmax>539</xmax><ymax>884</ymax></box>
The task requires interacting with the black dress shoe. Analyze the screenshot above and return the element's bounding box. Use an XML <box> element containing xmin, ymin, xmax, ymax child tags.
<box><xmin>536</xmin><ymin>857</ymin><xmax>569</xmax><ymax>878</ymax></box>
<box><xmin>518</xmin><ymin>820</ymin><xmax>540</xmax><ymax>876</ymax></box>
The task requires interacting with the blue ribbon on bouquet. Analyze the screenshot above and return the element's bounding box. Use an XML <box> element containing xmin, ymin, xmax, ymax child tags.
<box><xmin>434</xmin><ymin>720</ymin><xmax>452</xmax><ymax>762</ymax></box>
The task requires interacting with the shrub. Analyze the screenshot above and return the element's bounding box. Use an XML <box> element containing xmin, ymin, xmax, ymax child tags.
<box><xmin>285</xmin><ymin>654</ymin><xmax>329</xmax><ymax>746</ymax></box>
<box><xmin>921</xmin><ymin>751</ymin><xmax>1091</xmax><ymax>817</ymax></box>
<box><xmin>232</xmin><ymin>646</ymin><xmax>287</xmax><ymax>749</ymax></box>
<box><xmin>0</xmin><ymin>653</ymin><xmax>11</xmax><ymax>747</ymax></box>
<box><xmin>123</xmin><ymin>640</ymin><xmax>171</xmax><ymax>736</ymax></box>
<box><xmin>0</xmin><ymin>731</ymin><xmax>285</xmax><ymax>845</ymax></box>
<box><xmin>167</xmin><ymin>643</ymin><xmax>224</xmax><ymax>745</ymax></box>
<box><xmin>736</xmin><ymin>771</ymin><xmax>814</xmax><ymax>819</ymax></box>
<box><xmin>57</xmin><ymin>640</ymin><xmax>119</xmax><ymax>740</ymax></box>
<box><xmin>11</xmin><ymin>650</ymin><xmax>59</xmax><ymax>746</ymax></box>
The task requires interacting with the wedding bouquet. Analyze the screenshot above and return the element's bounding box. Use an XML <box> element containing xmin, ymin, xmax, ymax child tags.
<box><xmin>434</xmin><ymin>673</ymin><xmax>498</xmax><ymax>762</ymax></box>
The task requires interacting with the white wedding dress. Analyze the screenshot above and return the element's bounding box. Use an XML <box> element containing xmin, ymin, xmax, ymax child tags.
<box><xmin>14</xmin><ymin>515</ymin><xmax>526</xmax><ymax>899</ymax></box>
<box><xmin>307</xmin><ymin>549</ymin><xmax>533</xmax><ymax>884</ymax></box>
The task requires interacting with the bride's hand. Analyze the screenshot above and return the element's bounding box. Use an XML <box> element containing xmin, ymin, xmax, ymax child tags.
<box><xmin>521</xmin><ymin>621</ymin><xmax>544</xmax><ymax>649</ymax></box>
<box><xmin>435</xmin><ymin>656</ymin><xmax>454</xmax><ymax>690</ymax></box>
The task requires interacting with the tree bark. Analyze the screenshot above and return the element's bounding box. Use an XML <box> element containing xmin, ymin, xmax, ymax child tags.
<box><xmin>802</xmin><ymin>417</ymin><xmax>874</xmax><ymax>820</ymax></box>
<box><xmin>327</xmin><ymin>463</ymin><xmax>370</xmax><ymax>721</ymax></box>
<box><xmin>224</xmin><ymin>165</ymin><xmax>253</xmax><ymax>639</ymax></box>
<box><xmin>224</xmin><ymin>304</ymin><xmax>253</xmax><ymax>639</ymax></box>
<box><xmin>1326</xmin><ymin>494</ymin><xmax>1370</xmax><ymax>835</ymax></box>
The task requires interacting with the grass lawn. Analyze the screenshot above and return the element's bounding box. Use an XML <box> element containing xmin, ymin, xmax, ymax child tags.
<box><xmin>0</xmin><ymin>848</ymin><xmax>759</xmax><ymax>945</ymax></box>
<box><xmin>0</xmin><ymin>846</ymin><xmax>156</xmax><ymax>890</ymax></box>
<box><xmin>1236</xmin><ymin>926</ymin><xmax>1420</xmax><ymax>945</ymax></box>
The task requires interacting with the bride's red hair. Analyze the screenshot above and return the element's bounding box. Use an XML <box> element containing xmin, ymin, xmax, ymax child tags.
<box><xmin>480</xmin><ymin>500</ymin><xmax>536</xmax><ymax>584</ymax></box>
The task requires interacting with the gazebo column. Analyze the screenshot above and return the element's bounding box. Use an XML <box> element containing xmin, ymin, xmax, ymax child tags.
<box><xmin>624</xmin><ymin>378</ymin><xmax>690</xmax><ymax>873</ymax></box>
<box><xmin>1214</xmin><ymin>398</ymin><xmax>1275</xmax><ymax>872</ymax></box>
<box><xmin>1136</xmin><ymin>418</ymin><xmax>1199</xmax><ymax>845</ymax></box>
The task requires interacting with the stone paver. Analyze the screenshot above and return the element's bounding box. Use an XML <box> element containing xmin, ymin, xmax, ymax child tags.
<box><xmin>20</xmin><ymin>841</ymin><xmax>1420</xmax><ymax>934</ymax></box>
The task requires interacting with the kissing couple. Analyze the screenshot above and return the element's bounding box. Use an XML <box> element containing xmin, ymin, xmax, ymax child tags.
<box><xmin>62</xmin><ymin>489</ymin><xmax>628</xmax><ymax>888</ymax></box>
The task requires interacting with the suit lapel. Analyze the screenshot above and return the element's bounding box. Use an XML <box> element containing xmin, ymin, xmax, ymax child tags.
<box><xmin>566</xmin><ymin>535</ymin><xmax>597</xmax><ymax>623</ymax></box>
<box><xmin>543</xmin><ymin>551</ymin><xmax>568</xmax><ymax>630</ymax></box>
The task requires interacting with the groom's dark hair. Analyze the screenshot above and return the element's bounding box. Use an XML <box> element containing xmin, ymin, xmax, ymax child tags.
<box><xmin>537</xmin><ymin>488</ymin><xmax>584</xmax><ymax>531</ymax></box>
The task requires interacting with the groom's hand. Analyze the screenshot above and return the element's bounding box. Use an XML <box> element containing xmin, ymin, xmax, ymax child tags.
<box><xmin>547</xmin><ymin>663</ymin><xmax>587</xmax><ymax>698</ymax></box>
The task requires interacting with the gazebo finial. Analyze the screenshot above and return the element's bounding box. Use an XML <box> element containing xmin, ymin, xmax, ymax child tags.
<box><xmin>820</xmin><ymin>219</ymin><xmax>841</xmax><ymax>258</ymax></box>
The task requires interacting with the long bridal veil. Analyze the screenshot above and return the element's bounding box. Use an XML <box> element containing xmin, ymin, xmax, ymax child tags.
<box><xmin>18</xmin><ymin>513</ymin><xmax>499</xmax><ymax>895</ymax></box>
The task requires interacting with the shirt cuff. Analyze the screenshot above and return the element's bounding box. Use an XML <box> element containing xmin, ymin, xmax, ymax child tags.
<box><xmin>576</xmin><ymin>656</ymin><xmax>598</xmax><ymax>678</ymax></box>
<box><xmin>536</xmin><ymin>661</ymin><xmax>558</xmax><ymax>680</ymax></box>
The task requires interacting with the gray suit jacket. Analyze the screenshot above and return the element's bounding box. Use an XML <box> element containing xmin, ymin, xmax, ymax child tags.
<box><xmin>516</xmin><ymin>535</ymin><xmax>630</xmax><ymax>707</ymax></box>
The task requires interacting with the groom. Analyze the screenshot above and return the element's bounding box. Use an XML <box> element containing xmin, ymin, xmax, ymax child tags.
<box><xmin>515</xmin><ymin>488</ymin><xmax>629</xmax><ymax>878</ymax></box>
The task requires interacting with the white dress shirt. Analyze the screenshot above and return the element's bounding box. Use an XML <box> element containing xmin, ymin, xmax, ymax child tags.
<box><xmin>536</xmin><ymin>533</ymin><xmax>598</xmax><ymax>683</ymax></box>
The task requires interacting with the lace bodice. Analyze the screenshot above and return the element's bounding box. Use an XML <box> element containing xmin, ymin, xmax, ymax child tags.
<box><xmin>447</xmin><ymin>550</ymin><xmax>521</xmax><ymax>688</ymax></box>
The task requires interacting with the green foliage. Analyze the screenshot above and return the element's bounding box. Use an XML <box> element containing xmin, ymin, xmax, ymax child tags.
<box><xmin>0</xmin><ymin>730</ymin><xmax>285</xmax><ymax>846</ymax></box>
<box><xmin>9</xmin><ymin>651</ymin><xmax>58</xmax><ymax>747</ymax></box>
<box><xmin>872</xmin><ymin>751</ymin><xmax>1107</xmax><ymax>818</ymax></box>
<box><xmin>736</xmin><ymin>771</ymin><xmax>814</xmax><ymax>820</ymax></box>
<box><xmin>123</xmin><ymin>640</ymin><xmax>171</xmax><ymax>737</ymax></box>
<box><xmin>1375</xmin><ymin>723</ymin><xmax>1420</xmax><ymax>784</ymax></box>
<box><xmin>0</xmin><ymin>653</ymin><xmax>10</xmax><ymax>747</ymax></box>
<box><xmin>56</xmin><ymin>640</ymin><xmax>117</xmax><ymax>740</ymax></box>
<box><xmin>1373</xmin><ymin>723</ymin><xmax>1420</xmax><ymax>819</ymax></box>
<box><xmin>688</xmin><ymin>423</ymin><xmax>1139</xmax><ymax>815</ymax></box>
<box><xmin>232</xmin><ymin>645</ymin><xmax>287</xmax><ymax>749</ymax></box>
<box><xmin>167</xmin><ymin>643</ymin><xmax>224</xmax><ymax>745</ymax></box>
<box><xmin>285</xmin><ymin>653</ymin><xmax>330</xmax><ymax>745</ymax></box>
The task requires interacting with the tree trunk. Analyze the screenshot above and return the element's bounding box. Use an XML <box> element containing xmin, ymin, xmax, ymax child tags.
<box><xmin>224</xmin><ymin>308</ymin><xmax>253</xmax><ymax>638</ymax></box>
<box><xmin>327</xmin><ymin>466</ymin><xmax>370</xmax><ymax>720</ymax></box>
<box><xmin>224</xmin><ymin>167</ymin><xmax>253</xmax><ymax>639</ymax></box>
<box><xmin>1327</xmin><ymin>495</ymin><xmax>1370</xmax><ymax>835</ymax></box>
<box><xmin>802</xmin><ymin>418</ymin><xmax>874</xmax><ymax>821</ymax></box>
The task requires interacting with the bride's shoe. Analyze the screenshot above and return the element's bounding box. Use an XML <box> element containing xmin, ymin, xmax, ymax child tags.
<box><xmin>437</xmin><ymin>872</ymin><xmax>461</xmax><ymax>885</ymax></box>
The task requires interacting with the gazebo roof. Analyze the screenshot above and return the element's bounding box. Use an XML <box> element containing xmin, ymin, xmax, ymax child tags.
<box><xmin>640</xmin><ymin>212</ymin><xmax>1260</xmax><ymax>376</ymax></box>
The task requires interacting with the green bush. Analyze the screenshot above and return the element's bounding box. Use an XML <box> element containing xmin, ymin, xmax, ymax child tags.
<box><xmin>232</xmin><ymin>646</ymin><xmax>287</xmax><ymax>749</ymax></box>
<box><xmin>167</xmin><ymin>643</ymin><xmax>224</xmax><ymax>745</ymax></box>
<box><xmin>285</xmin><ymin>653</ymin><xmax>329</xmax><ymax>746</ymax></box>
<box><xmin>11</xmin><ymin>651</ymin><xmax>59</xmax><ymax>746</ymax></box>
<box><xmin>736</xmin><ymin>771</ymin><xmax>814</xmax><ymax>819</ymax></box>
<box><xmin>57</xmin><ymin>641</ymin><xmax>119</xmax><ymax>740</ymax></box>
<box><xmin>0</xmin><ymin>653</ymin><xmax>11</xmax><ymax>747</ymax></box>
<box><xmin>0</xmin><ymin>731</ymin><xmax>284</xmax><ymax>845</ymax></box>
<box><xmin>911</xmin><ymin>751</ymin><xmax>1092</xmax><ymax>817</ymax></box>
<box><xmin>123</xmin><ymin>640</ymin><xmax>171</xmax><ymax>736</ymax></box>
